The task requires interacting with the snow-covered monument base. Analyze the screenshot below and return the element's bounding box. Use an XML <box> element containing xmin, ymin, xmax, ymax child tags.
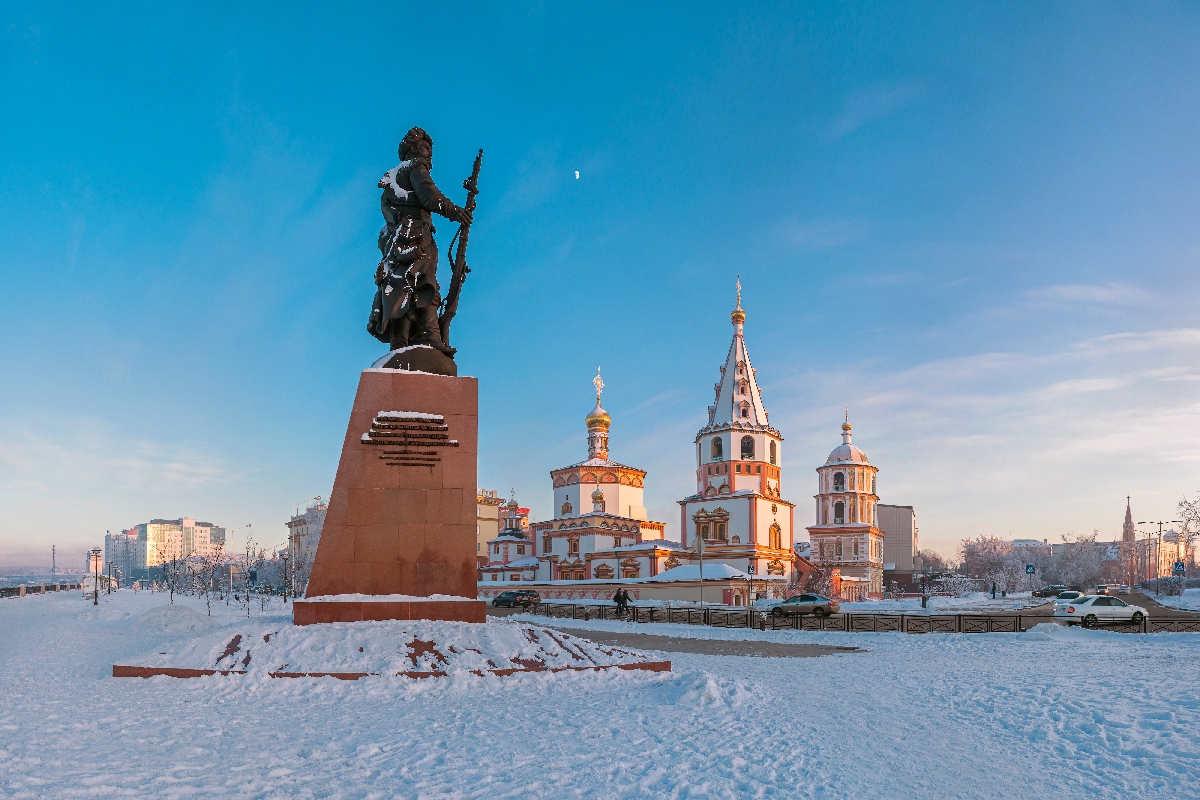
<box><xmin>113</xmin><ymin>617</ymin><xmax>669</xmax><ymax>679</ymax></box>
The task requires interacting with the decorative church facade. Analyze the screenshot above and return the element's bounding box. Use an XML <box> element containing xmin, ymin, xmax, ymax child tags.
<box><xmin>677</xmin><ymin>288</ymin><xmax>798</xmax><ymax>580</ymax></box>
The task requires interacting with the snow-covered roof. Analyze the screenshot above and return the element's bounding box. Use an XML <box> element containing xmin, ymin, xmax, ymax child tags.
<box><xmin>501</xmin><ymin>556</ymin><xmax>539</xmax><ymax>568</ymax></box>
<box><xmin>644</xmin><ymin>563</ymin><xmax>750</xmax><ymax>582</ymax></box>
<box><xmin>591</xmin><ymin>541</ymin><xmax>688</xmax><ymax>555</ymax></box>
<box><xmin>556</xmin><ymin>457</ymin><xmax>642</xmax><ymax>472</ymax></box>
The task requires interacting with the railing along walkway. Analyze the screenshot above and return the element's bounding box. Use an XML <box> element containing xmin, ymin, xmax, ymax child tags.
<box><xmin>0</xmin><ymin>583</ymin><xmax>83</xmax><ymax>599</ymax></box>
<box><xmin>529</xmin><ymin>603</ymin><xmax>1200</xmax><ymax>634</ymax></box>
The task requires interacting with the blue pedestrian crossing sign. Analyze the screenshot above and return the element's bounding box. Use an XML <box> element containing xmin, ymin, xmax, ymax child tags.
<box><xmin>1025</xmin><ymin>564</ymin><xmax>1036</xmax><ymax>575</ymax></box>
<box><xmin>746</xmin><ymin>563</ymin><xmax>756</xmax><ymax>575</ymax></box>
<box><xmin>1173</xmin><ymin>561</ymin><xmax>1186</xmax><ymax>576</ymax></box>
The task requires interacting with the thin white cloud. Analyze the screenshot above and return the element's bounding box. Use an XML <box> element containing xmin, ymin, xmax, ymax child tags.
<box><xmin>825</xmin><ymin>84</ymin><xmax>923</xmax><ymax>142</ymax></box>
<box><xmin>1026</xmin><ymin>282</ymin><xmax>1151</xmax><ymax>307</ymax></box>
<box><xmin>767</xmin><ymin>327</ymin><xmax>1200</xmax><ymax>559</ymax></box>
<box><xmin>777</xmin><ymin>216</ymin><xmax>872</xmax><ymax>251</ymax></box>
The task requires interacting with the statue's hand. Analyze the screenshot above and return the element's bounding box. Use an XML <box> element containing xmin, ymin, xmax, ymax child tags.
<box><xmin>377</xmin><ymin>176</ymin><xmax>389</xmax><ymax>189</ymax></box>
<box><xmin>448</xmin><ymin>206</ymin><xmax>472</xmax><ymax>225</ymax></box>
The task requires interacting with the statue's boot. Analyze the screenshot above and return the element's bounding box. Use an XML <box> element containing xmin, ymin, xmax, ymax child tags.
<box><xmin>416</xmin><ymin>306</ymin><xmax>456</xmax><ymax>357</ymax></box>
<box><xmin>388</xmin><ymin>315</ymin><xmax>413</xmax><ymax>351</ymax></box>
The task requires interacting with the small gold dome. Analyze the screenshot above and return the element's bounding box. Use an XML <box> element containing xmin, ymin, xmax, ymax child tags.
<box><xmin>591</xmin><ymin>486</ymin><xmax>605</xmax><ymax>502</ymax></box>
<box><xmin>841</xmin><ymin>422</ymin><xmax>852</xmax><ymax>433</ymax></box>
<box><xmin>585</xmin><ymin>401</ymin><xmax>611</xmax><ymax>429</ymax></box>
<box><xmin>731</xmin><ymin>307</ymin><xmax>746</xmax><ymax>324</ymax></box>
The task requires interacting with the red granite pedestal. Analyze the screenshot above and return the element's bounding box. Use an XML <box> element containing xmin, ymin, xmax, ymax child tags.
<box><xmin>294</xmin><ymin>366</ymin><xmax>485</xmax><ymax>625</ymax></box>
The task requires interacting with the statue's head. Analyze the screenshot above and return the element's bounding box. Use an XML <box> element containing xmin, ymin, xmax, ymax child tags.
<box><xmin>399</xmin><ymin>127</ymin><xmax>433</xmax><ymax>162</ymax></box>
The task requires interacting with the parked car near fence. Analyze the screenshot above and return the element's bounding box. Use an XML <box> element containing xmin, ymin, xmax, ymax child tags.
<box><xmin>1054</xmin><ymin>595</ymin><xmax>1148</xmax><ymax>628</ymax></box>
<box><xmin>491</xmin><ymin>590</ymin><xmax>540</xmax><ymax>608</ymax></box>
<box><xmin>770</xmin><ymin>594</ymin><xmax>840</xmax><ymax>618</ymax></box>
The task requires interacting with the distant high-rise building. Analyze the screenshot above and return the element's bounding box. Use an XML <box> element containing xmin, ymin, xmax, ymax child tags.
<box><xmin>104</xmin><ymin>529</ymin><xmax>139</xmax><ymax>586</ymax></box>
<box><xmin>133</xmin><ymin>518</ymin><xmax>225</xmax><ymax>576</ymax></box>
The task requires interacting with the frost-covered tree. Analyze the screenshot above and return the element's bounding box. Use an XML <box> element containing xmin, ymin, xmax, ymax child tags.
<box><xmin>915</xmin><ymin>549</ymin><xmax>948</xmax><ymax>572</ymax></box>
<box><xmin>958</xmin><ymin>537</ymin><xmax>1023</xmax><ymax>592</ymax></box>
<box><xmin>1176</xmin><ymin>492</ymin><xmax>1200</xmax><ymax>576</ymax></box>
<box><xmin>1046</xmin><ymin>531</ymin><xmax>1104</xmax><ymax>589</ymax></box>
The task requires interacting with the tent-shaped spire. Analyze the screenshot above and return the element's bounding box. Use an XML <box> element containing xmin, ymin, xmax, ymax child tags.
<box><xmin>707</xmin><ymin>279</ymin><xmax>769</xmax><ymax>428</ymax></box>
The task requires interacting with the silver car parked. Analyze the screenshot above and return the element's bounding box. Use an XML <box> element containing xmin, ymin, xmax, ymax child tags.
<box><xmin>770</xmin><ymin>594</ymin><xmax>840</xmax><ymax>618</ymax></box>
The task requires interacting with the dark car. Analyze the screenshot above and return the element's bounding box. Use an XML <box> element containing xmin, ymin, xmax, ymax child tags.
<box><xmin>491</xmin><ymin>589</ymin><xmax>540</xmax><ymax>608</ymax></box>
<box><xmin>770</xmin><ymin>594</ymin><xmax>840</xmax><ymax>618</ymax></box>
<box><xmin>1033</xmin><ymin>585</ymin><xmax>1069</xmax><ymax>598</ymax></box>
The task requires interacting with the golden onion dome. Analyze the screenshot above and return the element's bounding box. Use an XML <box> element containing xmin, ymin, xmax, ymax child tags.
<box><xmin>585</xmin><ymin>400</ymin><xmax>611</xmax><ymax>429</ymax></box>
<box><xmin>731</xmin><ymin>306</ymin><xmax>746</xmax><ymax>324</ymax></box>
<box><xmin>591</xmin><ymin>486</ymin><xmax>605</xmax><ymax>502</ymax></box>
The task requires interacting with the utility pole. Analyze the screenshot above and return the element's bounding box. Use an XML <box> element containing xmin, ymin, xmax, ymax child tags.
<box><xmin>1139</xmin><ymin>519</ymin><xmax>1182</xmax><ymax>596</ymax></box>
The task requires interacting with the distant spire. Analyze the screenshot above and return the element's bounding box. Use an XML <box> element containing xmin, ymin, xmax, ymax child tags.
<box><xmin>841</xmin><ymin>408</ymin><xmax>852</xmax><ymax>444</ymax></box>
<box><xmin>1122</xmin><ymin>496</ymin><xmax>1135</xmax><ymax>543</ymax></box>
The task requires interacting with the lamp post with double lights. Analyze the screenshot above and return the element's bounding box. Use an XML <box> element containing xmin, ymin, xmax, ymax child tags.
<box><xmin>90</xmin><ymin>548</ymin><xmax>102</xmax><ymax>606</ymax></box>
<box><xmin>1138</xmin><ymin>520</ymin><xmax>1182</xmax><ymax>596</ymax></box>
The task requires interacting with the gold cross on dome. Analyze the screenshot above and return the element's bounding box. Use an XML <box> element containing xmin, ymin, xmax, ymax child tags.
<box><xmin>593</xmin><ymin>367</ymin><xmax>604</xmax><ymax>400</ymax></box>
<box><xmin>736</xmin><ymin>275</ymin><xmax>742</xmax><ymax>307</ymax></box>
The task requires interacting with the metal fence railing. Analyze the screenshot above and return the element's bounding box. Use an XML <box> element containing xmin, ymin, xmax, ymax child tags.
<box><xmin>527</xmin><ymin>603</ymin><xmax>1200</xmax><ymax>635</ymax></box>
<box><xmin>0</xmin><ymin>583</ymin><xmax>82</xmax><ymax>599</ymax></box>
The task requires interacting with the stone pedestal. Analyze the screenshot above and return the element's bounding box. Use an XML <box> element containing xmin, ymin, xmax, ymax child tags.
<box><xmin>295</xmin><ymin>367</ymin><xmax>484</xmax><ymax>625</ymax></box>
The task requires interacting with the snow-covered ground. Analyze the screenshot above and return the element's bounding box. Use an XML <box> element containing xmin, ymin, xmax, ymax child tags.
<box><xmin>3</xmin><ymin>589</ymin><xmax>1199</xmax><ymax>798</ymax></box>
<box><xmin>1154</xmin><ymin>587</ymin><xmax>1200</xmax><ymax>612</ymax></box>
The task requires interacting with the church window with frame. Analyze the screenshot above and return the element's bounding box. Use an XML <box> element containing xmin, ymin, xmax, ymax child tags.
<box><xmin>834</xmin><ymin>501</ymin><xmax>845</xmax><ymax>524</ymax></box>
<box><xmin>711</xmin><ymin>437</ymin><xmax>724</xmax><ymax>461</ymax></box>
<box><xmin>769</xmin><ymin>522</ymin><xmax>782</xmax><ymax>550</ymax></box>
<box><xmin>568</xmin><ymin>538</ymin><xmax>579</xmax><ymax>554</ymax></box>
<box><xmin>836</xmin><ymin>538</ymin><xmax>843</xmax><ymax>558</ymax></box>
<box><xmin>769</xmin><ymin>440</ymin><xmax>777</xmax><ymax>465</ymax></box>
<box><xmin>833</xmin><ymin>472</ymin><xmax>845</xmax><ymax>492</ymax></box>
<box><xmin>740</xmin><ymin>402</ymin><xmax>750</xmax><ymax>418</ymax></box>
<box><xmin>543</xmin><ymin>535</ymin><xmax>552</xmax><ymax>553</ymax></box>
<box><xmin>717</xmin><ymin>523</ymin><xmax>727</xmax><ymax>540</ymax></box>
<box><xmin>699</xmin><ymin>523</ymin><xmax>709</xmax><ymax>538</ymax></box>
<box><xmin>741</xmin><ymin>436</ymin><xmax>754</xmax><ymax>460</ymax></box>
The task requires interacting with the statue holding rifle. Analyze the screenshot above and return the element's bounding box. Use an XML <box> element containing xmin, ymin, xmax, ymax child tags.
<box><xmin>368</xmin><ymin>126</ymin><xmax>482</xmax><ymax>367</ymax></box>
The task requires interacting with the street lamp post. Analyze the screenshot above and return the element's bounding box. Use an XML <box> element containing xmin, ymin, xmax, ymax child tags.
<box><xmin>106</xmin><ymin>561</ymin><xmax>113</xmax><ymax>594</ymax></box>
<box><xmin>280</xmin><ymin>551</ymin><xmax>290</xmax><ymax>603</ymax></box>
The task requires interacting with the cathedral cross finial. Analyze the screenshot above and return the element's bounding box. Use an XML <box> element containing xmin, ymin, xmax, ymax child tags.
<box><xmin>593</xmin><ymin>366</ymin><xmax>604</xmax><ymax>401</ymax></box>
<box><xmin>736</xmin><ymin>274</ymin><xmax>742</xmax><ymax>308</ymax></box>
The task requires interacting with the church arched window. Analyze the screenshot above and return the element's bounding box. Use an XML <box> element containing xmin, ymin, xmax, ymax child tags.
<box><xmin>740</xmin><ymin>436</ymin><xmax>754</xmax><ymax>460</ymax></box>
<box><xmin>769</xmin><ymin>522</ymin><xmax>782</xmax><ymax>549</ymax></box>
<box><xmin>739</xmin><ymin>402</ymin><xmax>750</xmax><ymax>418</ymax></box>
<box><xmin>543</xmin><ymin>535</ymin><xmax>552</xmax><ymax>553</ymax></box>
<box><xmin>711</xmin><ymin>437</ymin><xmax>723</xmax><ymax>461</ymax></box>
<box><xmin>700</xmin><ymin>523</ymin><xmax>709</xmax><ymax>539</ymax></box>
<box><xmin>717</xmin><ymin>523</ymin><xmax>727</xmax><ymax>540</ymax></box>
<box><xmin>833</xmin><ymin>472</ymin><xmax>845</xmax><ymax>492</ymax></box>
<box><xmin>769</xmin><ymin>440</ymin><xmax>776</xmax><ymax>465</ymax></box>
<box><xmin>872</xmin><ymin>475</ymin><xmax>877</xmax><ymax>494</ymax></box>
<box><xmin>834</xmin><ymin>501</ymin><xmax>845</xmax><ymax>524</ymax></box>
<box><xmin>738</xmin><ymin>380</ymin><xmax>748</xmax><ymax>395</ymax></box>
<box><xmin>836</xmin><ymin>538</ymin><xmax>843</xmax><ymax>558</ymax></box>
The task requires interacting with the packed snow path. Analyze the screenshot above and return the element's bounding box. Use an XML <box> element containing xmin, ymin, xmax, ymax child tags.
<box><xmin>2</xmin><ymin>591</ymin><xmax>1199</xmax><ymax>798</ymax></box>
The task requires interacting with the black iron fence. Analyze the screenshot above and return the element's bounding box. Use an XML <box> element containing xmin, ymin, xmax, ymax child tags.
<box><xmin>0</xmin><ymin>583</ymin><xmax>82</xmax><ymax>599</ymax></box>
<box><xmin>529</xmin><ymin>602</ymin><xmax>1200</xmax><ymax>635</ymax></box>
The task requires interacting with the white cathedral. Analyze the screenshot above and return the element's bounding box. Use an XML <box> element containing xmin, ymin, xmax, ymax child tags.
<box><xmin>478</xmin><ymin>285</ymin><xmax>899</xmax><ymax>602</ymax></box>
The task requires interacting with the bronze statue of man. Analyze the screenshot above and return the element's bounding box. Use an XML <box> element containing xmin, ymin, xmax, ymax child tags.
<box><xmin>368</xmin><ymin>127</ymin><xmax>472</xmax><ymax>354</ymax></box>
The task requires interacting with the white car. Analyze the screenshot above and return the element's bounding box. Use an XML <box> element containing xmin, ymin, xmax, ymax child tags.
<box><xmin>1054</xmin><ymin>595</ymin><xmax>1148</xmax><ymax>628</ymax></box>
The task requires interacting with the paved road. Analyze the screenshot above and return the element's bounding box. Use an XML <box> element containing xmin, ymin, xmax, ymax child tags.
<box><xmin>541</xmin><ymin>627</ymin><xmax>862</xmax><ymax>658</ymax></box>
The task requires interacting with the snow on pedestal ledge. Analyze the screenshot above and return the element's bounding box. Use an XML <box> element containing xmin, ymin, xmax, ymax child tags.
<box><xmin>112</xmin><ymin>618</ymin><xmax>671</xmax><ymax>680</ymax></box>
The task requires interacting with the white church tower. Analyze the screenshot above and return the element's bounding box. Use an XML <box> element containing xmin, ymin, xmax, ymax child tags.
<box><xmin>806</xmin><ymin>411</ymin><xmax>884</xmax><ymax>599</ymax></box>
<box><xmin>678</xmin><ymin>283</ymin><xmax>796</xmax><ymax>579</ymax></box>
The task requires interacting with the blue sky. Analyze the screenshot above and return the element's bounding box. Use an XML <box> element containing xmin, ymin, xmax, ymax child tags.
<box><xmin>3</xmin><ymin>2</ymin><xmax>1200</xmax><ymax>566</ymax></box>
